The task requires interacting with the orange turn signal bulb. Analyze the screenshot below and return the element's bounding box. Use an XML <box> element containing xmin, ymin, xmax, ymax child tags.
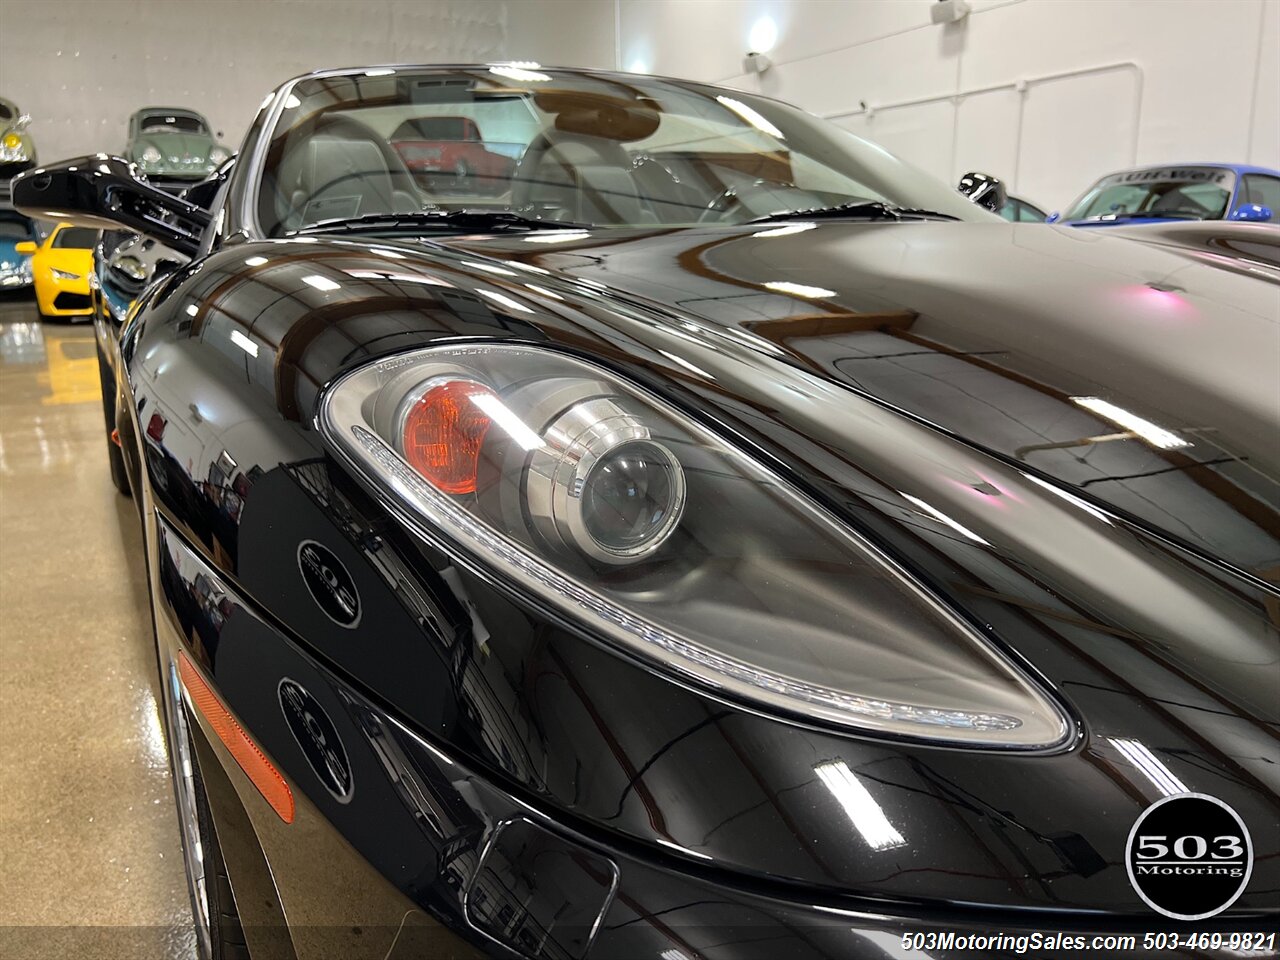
<box><xmin>402</xmin><ymin>379</ymin><xmax>494</xmax><ymax>494</ymax></box>
<box><xmin>178</xmin><ymin>653</ymin><xmax>295</xmax><ymax>824</ymax></box>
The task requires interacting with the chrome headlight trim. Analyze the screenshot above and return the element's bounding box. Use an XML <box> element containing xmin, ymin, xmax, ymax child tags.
<box><xmin>320</xmin><ymin>343</ymin><xmax>1073</xmax><ymax>749</ymax></box>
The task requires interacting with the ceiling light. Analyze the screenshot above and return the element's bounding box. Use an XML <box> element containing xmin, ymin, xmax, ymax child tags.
<box><xmin>1071</xmin><ymin>396</ymin><xmax>1190</xmax><ymax>449</ymax></box>
<box><xmin>763</xmin><ymin>280</ymin><xmax>835</xmax><ymax>299</ymax></box>
<box><xmin>716</xmin><ymin>95</ymin><xmax>784</xmax><ymax>138</ymax></box>
<box><xmin>462</xmin><ymin>260</ymin><xmax>517</xmax><ymax>276</ymax></box>
<box><xmin>230</xmin><ymin>330</ymin><xmax>259</xmax><ymax>358</ymax></box>
<box><xmin>478</xmin><ymin>289</ymin><xmax>534</xmax><ymax>314</ymax></box>
<box><xmin>469</xmin><ymin>392</ymin><xmax>545</xmax><ymax>451</ymax></box>
<box><xmin>753</xmin><ymin>223</ymin><xmax>815</xmax><ymax>238</ymax></box>
<box><xmin>522</xmin><ymin>231</ymin><xmax>592</xmax><ymax>244</ymax></box>
<box><xmin>1108</xmin><ymin>738</ymin><xmax>1188</xmax><ymax>798</ymax></box>
<box><xmin>748</xmin><ymin>15</ymin><xmax>778</xmax><ymax>53</ymax></box>
<box><xmin>489</xmin><ymin>65</ymin><xmax>551</xmax><ymax>83</ymax></box>
<box><xmin>302</xmin><ymin>274</ymin><xmax>340</xmax><ymax>292</ymax></box>
<box><xmin>814</xmin><ymin>760</ymin><xmax>906</xmax><ymax>851</ymax></box>
<box><xmin>900</xmin><ymin>492</ymin><xmax>990</xmax><ymax>545</ymax></box>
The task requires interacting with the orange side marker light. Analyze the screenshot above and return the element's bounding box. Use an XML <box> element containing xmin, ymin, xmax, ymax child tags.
<box><xmin>177</xmin><ymin>653</ymin><xmax>295</xmax><ymax>824</ymax></box>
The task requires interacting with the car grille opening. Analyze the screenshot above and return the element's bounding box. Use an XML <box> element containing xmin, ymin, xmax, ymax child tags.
<box><xmin>53</xmin><ymin>292</ymin><xmax>92</xmax><ymax>311</ymax></box>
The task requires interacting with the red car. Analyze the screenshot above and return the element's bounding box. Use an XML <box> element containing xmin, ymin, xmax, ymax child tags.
<box><xmin>389</xmin><ymin>116</ymin><xmax>516</xmax><ymax>193</ymax></box>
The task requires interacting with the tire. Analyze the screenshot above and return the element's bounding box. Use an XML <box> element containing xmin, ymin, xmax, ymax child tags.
<box><xmin>95</xmin><ymin>342</ymin><xmax>132</xmax><ymax>496</ymax></box>
<box><xmin>188</xmin><ymin>727</ymin><xmax>252</xmax><ymax>960</ymax></box>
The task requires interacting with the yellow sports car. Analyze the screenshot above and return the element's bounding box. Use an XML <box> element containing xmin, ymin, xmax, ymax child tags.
<box><xmin>16</xmin><ymin>222</ymin><xmax>98</xmax><ymax>320</ymax></box>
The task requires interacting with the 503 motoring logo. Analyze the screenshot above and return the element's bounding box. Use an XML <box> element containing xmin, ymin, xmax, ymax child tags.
<box><xmin>1126</xmin><ymin>793</ymin><xmax>1253</xmax><ymax>921</ymax></box>
<box><xmin>297</xmin><ymin>539</ymin><xmax>360</xmax><ymax>628</ymax></box>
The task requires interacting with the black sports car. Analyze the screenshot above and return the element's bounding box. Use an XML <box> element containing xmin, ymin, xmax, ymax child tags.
<box><xmin>13</xmin><ymin>66</ymin><xmax>1279</xmax><ymax>960</ymax></box>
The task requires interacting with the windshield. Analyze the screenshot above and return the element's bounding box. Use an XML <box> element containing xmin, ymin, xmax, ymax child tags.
<box><xmin>1065</xmin><ymin>166</ymin><xmax>1235</xmax><ymax>221</ymax></box>
<box><xmin>140</xmin><ymin>113</ymin><xmax>208</xmax><ymax>135</ymax></box>
<box><xmin>256</xmin><ymin>67</ymin><xmax>989</xmax><ymax>236</ymax></box>
<box><xmin>52</xmin><ymin>227</ymin><xmax>99</xmax><ymax>249</ymax></box>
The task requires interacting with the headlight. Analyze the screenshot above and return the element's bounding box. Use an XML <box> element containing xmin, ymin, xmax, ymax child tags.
<box><xmin>0</xmin><ymin>132</ymin><xmax>26</xmax><ymax>161</ymax></box>
<box><xmin>209</xmin><ymin>146</ymin><xmax>231</xmax><ymax>165</ymax></box>
<box><xmin>51</xmin><ymin>268</ymin><xmax>81</xmax><ymax>281</ymax></box>
<box><xmin>321</xmin><ymin>344</ymin><xmax>1070</xmax><ymax>748</ymax></box>
<box><xmin>141</xmin><ymin>145</ymin><xmax>162</xmax><ymax>164</ymax></box>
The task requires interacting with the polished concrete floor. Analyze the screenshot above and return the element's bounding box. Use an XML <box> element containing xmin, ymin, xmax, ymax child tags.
<box><xmin>0</xmin><ymin>294</ymin><xmax>196</xmax><ymax>959</ymax></box>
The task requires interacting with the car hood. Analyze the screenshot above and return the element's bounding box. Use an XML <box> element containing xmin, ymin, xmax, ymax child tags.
<box><xmin>140</xmin><ymin>221</ymin><xmax>1280</xmax><ymax>913</ymax></box>
<box><xmin>445</xmin><ymin>220</ymin><xmax>1280</xmax><ymax>583</ymax></box>
<box><xmin>41</xmin><ymin>247</ymin><xmax>93</xmax><ymax>271</ymax></box>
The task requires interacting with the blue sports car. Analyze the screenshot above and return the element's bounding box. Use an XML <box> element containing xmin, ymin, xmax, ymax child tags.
<box><xmin>0</xmin><ymin>208</ymin><xmax>36</xmax><ymax>289</ymax></box>
<box><xmin>1050</xmin><ymin>163</ymin><xmax>1280</xmax><ymax>226</ymax></box>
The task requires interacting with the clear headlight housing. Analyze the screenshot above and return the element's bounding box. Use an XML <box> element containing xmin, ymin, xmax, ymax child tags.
<box><xmin>1</xmin><ymin>132</ymin><xmax>27</xmax><ymax>162</ymax></box>
<box><xmin>141</xmin><ymin>145</ymin><xmax>162</xmax><ymax>164</ymax></box>
<box><xmin>51</xmin><ymin>267</ymin><xmax>81</xmax><ymax>281</ymax></box>
<box><xmin>321</xmin><ymin>344</ymin><xmax>1070</xmax><ymax>749</ymax></box>
<box><xmin>209</xmin><ymin>146</ymin><xmax>231</xmax><ymax>166</ymax></box>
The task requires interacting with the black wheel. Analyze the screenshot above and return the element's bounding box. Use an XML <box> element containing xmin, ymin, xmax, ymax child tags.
<box><xmin>163</xmin><ymin>661</ymin><xmax>251</xmax><ymax>960</ymax></box>
<box><xmin>96</xmin><ymin>342</ymin><xmax>131</xmax><ymax>496</ymax></box>
<box><xmin>188</xmin><ymin>727</ymin><xmax>252</xmax><ymax>960</ymax></box>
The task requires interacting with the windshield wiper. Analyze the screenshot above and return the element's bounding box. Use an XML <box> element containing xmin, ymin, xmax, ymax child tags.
<box><xmin>746</xmin><ymin>201</ymin><xmax>961</xmax><ymax>225</ymax></box>
<box><xmin>291</xmin><ymin>209</ymin><xmax>594</xmax><ymax>237</ymax></box>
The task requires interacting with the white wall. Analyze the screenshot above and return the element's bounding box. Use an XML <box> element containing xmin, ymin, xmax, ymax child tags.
<box><xmin>619</xmin><ymin>0</ymin><xmax>1280</xmax><ymax>211</ymax></box>
<box><xmin>6</xmin><ymin>0</ymin><xmax>1276</xmax><ymax>211</ymax></box>
<box><xmin>0</xmin><ymin>0</ymin><xmax>615</xmax><ymax>163</ymax></box>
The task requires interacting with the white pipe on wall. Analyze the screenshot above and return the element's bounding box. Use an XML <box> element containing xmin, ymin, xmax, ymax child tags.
<box><xmin>823</xmin><ymin>61</ymin><xmax>1146</xmax><ymax>182</ymax></box>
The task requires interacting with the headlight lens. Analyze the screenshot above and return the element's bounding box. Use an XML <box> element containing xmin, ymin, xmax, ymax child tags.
<box><xmin>141</xmin><ymin>145</ymin><xmax>162</xmax><ymax>164</ymax></box>
<box><xmin>51</xmin><ymin>268</ymin><xmax>81</xmax><ymax>281</ymax></box>
<box><xmin>321</xmin><ymin>344</ymin><xmax>1070</xmax><ymax>748</ymax></box>
<box><xmin>209</xmin><ymin>146</ymin><xmax>231</xmax><ymax>165</ymax></box>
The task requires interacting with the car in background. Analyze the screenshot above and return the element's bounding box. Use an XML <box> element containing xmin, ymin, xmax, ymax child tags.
<box><xmin>0</xmin><ymin>96</ymin><xmax>37</xmax><ymax>181</ymax></box>
<box><xmin>389</xmin><ymin>115</ymin><xmax>517</xmax><ymax>194</ymax></box>
<box><xmin>1000</xmin><ymin>195</ymin><xmax>1047</xmax><ymax>222</ymax></box>
<box><xmin>18</xmin><ymin>222</ymin><xmax>98</xmax><ymax>320</ymax></box>
<box><xmin>126</xmin><ymin>107</ymin><xmax>231</xmax><ymax>191</ymax></box>
<box><xmin>1050</xmin><ymin>163</ymin><xmax>1280</xmax><ymax>226</ymax></box>
<box><xmin>0</xmin><ymin>208</ymin><xmax>36</xmax><ymax>289</ymax></box>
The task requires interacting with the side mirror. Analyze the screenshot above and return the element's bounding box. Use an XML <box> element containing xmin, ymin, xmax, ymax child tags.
<box><xmin>11</xmin><ymin>155</ymin><xmax>211</xmax><ymax>258</ymax></box>
<box><xmin>1228</xmin><ymin>203</ymin><xmax>1273</xmax><ymax>223</ymax></box>
<box><xmin>14</xmin><ymin>241</ymin><xmax>36</xmax><ymax>254</ymax></box>
<box><xmin>956</xmin><ymin>171</ymin><xmax>1007</xmax><ymax>213</ymax></box>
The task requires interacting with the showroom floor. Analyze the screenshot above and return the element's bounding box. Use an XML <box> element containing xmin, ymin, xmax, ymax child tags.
<box><xmin>0</xmin><ymin>297</ymin><xmax>195</xmax><ymax>960</ymax></box>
